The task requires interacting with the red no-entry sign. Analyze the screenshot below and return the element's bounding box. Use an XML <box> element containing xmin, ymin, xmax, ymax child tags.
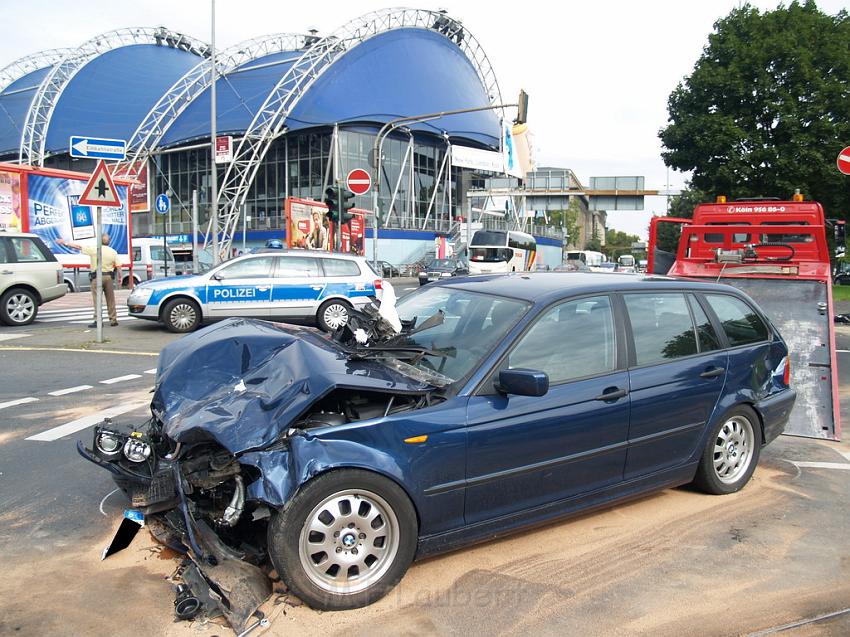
<box><xmin>837</xmin><ymin>147</ymin><xmax>850</xmax><ymax>175</ymax></box>
<box><xmin>346</xmin><ymin>168</ymin><xmax>372</xmax><ymax>195</ymax></box>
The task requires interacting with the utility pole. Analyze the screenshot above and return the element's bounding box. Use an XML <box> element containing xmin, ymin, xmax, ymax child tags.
<box><xmin>210</xmin><ymin>0</ymin><xmax>219</xmax><ymax>264</ymax></box>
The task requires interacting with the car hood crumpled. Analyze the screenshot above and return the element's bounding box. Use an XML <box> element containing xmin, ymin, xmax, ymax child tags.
<box><xmin>151</xmin><ymin>318</ymin><xmax>429</xmax><ymax>454</ymax></box>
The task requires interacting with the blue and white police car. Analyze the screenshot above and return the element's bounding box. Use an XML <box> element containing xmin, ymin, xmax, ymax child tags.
<box><xmin>126</xmin><ymin>250</ymin><xmax>385</xmax><ymax>333</ymax></box>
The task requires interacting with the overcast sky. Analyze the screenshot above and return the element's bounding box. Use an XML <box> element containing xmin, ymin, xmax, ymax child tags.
<box><xmin>1</xmin><ymin>0</ymin><xmax>846</xmax><ymax>239</ymax></box>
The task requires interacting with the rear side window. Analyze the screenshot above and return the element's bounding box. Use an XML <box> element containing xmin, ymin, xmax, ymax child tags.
<box><xmin>0</xmin><ymin>239</ymin><xmax>8</xmax><ymax>264</ymax></box>
<box><xmin>705</xmin><ymin>294</ymin><xmax>769</xmax><ymax>347</ymax></box>
<box><xmin>624</xmin><ymin>293</ymin><xmax>698</xmax><ymax>365</ymax></box>
<box><xmin>10</xmin><ymin>237</ymin><xmax>49</xmax><ymax>262</ymax></box>
<box><xmin>132</xmin><ymin>247</ymin><xmax>141</xmax><ymax>262</ymax></box>
<box><xmin>275</xmin><ymin>256</ymin><xmax>320</xmax><ymax>278</ymax></box>
<box><xmin>688</xmin><ymin>295</ymin><xmax>720</xmax><ymax>352</ymax></box>
<box><xmin>322</xmin><ymin>258</ymin><xmax>361</xmax><ymax>277</ymax></box>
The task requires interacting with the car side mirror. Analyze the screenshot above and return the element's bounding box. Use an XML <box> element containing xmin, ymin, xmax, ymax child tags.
<box><xmin>211</xmin><ymin>272</ymin><xmax>223</xmax><ymax>281</ymax></box>
<box><xmin>496</xmin><ymin>368</ymin><xmax>549</xmax><ymax>397</ymax></box>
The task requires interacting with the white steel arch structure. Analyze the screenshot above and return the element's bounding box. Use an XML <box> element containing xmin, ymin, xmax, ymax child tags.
<box><xmin>19</xmin><ymin>27</ymin><xmax>209</xmax><ymax>166</ymax></box>
<box><xmin>209</xmin><ymin>7</ymin><xmax>504</xmax><ymax>257</ymax></box>
<box><xmin>118</xmin><ymin>33</ymin><xmax>312</xmax><ymax>182</ymax></box>
<box><xmin>0</xmin><ymin>49</ymin><xmax>73</xmax><ymax>94</ymax></box>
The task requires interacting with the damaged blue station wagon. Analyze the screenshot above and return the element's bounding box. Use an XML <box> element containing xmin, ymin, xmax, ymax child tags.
<box><xmin>78</xmin><ymin>273</ymin><xmax>795</xmax><ymax>626</ymax></box>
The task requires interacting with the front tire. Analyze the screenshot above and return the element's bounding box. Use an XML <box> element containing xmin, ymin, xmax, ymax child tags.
<box><xmin>1</xmin><ymin>288</ymin><xmax>38</xmax><ymax>326</ymax></box>
<box><xmin>317</xmin><ymin>299</ymin><xmax>351</xmax><ymax>332</ymax></box>
<box><xmin>268</xmin><ymin>469</ymin><xmax>417</xmax><ymax>610</ymax></box>
<box><xmin>692</xmin><ymin>405</ymin><xmax>762</xmax><ymax>495</ymax></box>
<box><xmin>161</xmin><ymin>298</ymin><xmax>201</xmax><ymax>333</ymax></box>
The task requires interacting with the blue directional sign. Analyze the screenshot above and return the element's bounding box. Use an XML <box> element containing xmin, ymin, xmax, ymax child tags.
<box><xmin>155</xmin><ymin>194</ymin><xmax>171</xmax><ymax>215</ymax></box>
<box><xmin>69</xmin><ymin>136</ymin><xmax>127</xmax><ymax>161</ymax></box>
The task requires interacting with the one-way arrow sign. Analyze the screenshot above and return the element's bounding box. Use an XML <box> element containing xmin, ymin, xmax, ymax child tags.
<box><xmin>79</xmin><ymin>159</ymin><xmax>122</xmax><ymax>207</ymax></box>
<box><xmin>69</xmin><ymin>136</ymin><xmax>126</xmax><ymax>161</ymax></box>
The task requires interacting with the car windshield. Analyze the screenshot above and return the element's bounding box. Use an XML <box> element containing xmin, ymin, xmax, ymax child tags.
<box><xmin>428</xmin><ymin>259</ymin><xmax>454</xmax><ymax>269</ymax></box>
<box><xmin>388</xmin><ymin>286</ymin><xmax>529</xmax><ymax>384</ymax></box>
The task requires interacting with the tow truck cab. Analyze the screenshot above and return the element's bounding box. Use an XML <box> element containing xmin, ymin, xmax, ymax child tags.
<box><xmin>648</xmin><ymin>197</ymin><xmax>840</xmax><ymax>441</ymax></box>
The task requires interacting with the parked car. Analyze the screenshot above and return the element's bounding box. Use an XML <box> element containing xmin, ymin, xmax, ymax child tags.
<box><xmin>81</xmin><ymin>273</ymin><xmax>795</xmax><ymax>615</ymax></box>
<box><xmin>124</xmin><ymin>238</ymin><xmax>184</xmax><ymax>288</ymax></box>
<box><xmin>418</xmin><ymin>258</ymin><xmax>468</xmax><ymax>285</ymax></box>
<box><xmin>377</xmin><ymin>260</ymin><xmax>400</xmax><ymax>278</ymax></box>
<box><xmin>554</xmin><ymin>259</ymin><xmax>591</xmax><ymax>272</ymax></box>
<box><xmin>127</xmin><ymin>249</ymin><xmax>385</xmax><ymax>332</ymax></box>
<box><xmin>0</xmin><ymin>231</ymin><xmax>66</xmax><ymax>325</ymax></box>
<box><xmin>63</xmin><ymin>267</ymin><xmax>91</xmax><ymax>293</ymax></box>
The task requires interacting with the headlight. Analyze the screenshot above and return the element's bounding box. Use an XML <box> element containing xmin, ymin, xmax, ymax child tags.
<box><xmin>441</xmin><ymin>272</ymin><xmax>452</xmax><ymax>277</ymax></box>
<box><xmin>96</xmin><ymin>431</ymin><xmax>123</xmax><ymax>457</ymax></box>
<box><xmin>123</xmin><ymin>438</ymin><xmax>152</xmax><ymax>463</ymax></box>
<box><xmin>129</xmin><ymin>287</ymin><xmax>154</xmax><ymax>303</ymax></box>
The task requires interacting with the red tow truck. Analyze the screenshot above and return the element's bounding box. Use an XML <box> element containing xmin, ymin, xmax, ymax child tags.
<box><xmin>648</xmin><ymin>195</ymin><xmax>841</xmax><ymax>440</ymax></box>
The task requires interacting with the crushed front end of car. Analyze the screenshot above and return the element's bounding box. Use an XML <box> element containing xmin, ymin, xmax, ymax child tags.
<box><xmin>77</xmin><ymin>297</ymin><xmax>440</xmax><ymax>629</ymax></box>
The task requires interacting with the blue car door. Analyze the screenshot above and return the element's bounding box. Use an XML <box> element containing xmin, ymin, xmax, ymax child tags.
<box><xmin>623</xmin><ymin>292</ymin><xmax>727</xmax><ymax>479</ymax></box>
<box><xmin>205</xmin><ymin>256</ymin><xmax>273</xmax><ymax>318</ymax></box>
<box><xmin>464</xmin><ymin>295</ymin><xmax>630</xmax><ymax>525</ymax></box>
<box><xmin>268</xmin><ymin>256</ymin><xmax>323</xmax><ymax>319</ymax></box>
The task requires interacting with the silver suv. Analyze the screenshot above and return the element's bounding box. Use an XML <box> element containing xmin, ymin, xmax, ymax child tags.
<box><xmin>0</xmin><ymin>231</ymin><xmax>66</xmax><ymax>325</ymax></box>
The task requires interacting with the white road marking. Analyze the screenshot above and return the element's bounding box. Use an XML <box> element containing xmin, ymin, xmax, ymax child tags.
<box><xmin>836</xmin><ymin>349</ymin><xmax>849</xmax><ymax>353</ymax></box>
<box><xmin>144</xmin><ymin>368</ymin><xmax>157</xmax><ymax>374</ymax></box>
<box><xmin>0</xmin><ymin>397</ymin><xmax>38</xmax><ymax>410</ymax></box>
<box><xmin>0</xmin><ymin>333</ymin><xmax>31</xmax><ymax>342</ymax></box>
<box><xmin>790</xmin><ymin>461</ymin><xmax>850</xmax><ymax>471</ymax></box>
<box><xmin>48</xmin><ymin>385</ymin><xmax>94</xmax><ymax>396</ymax></box>
<box><xmin>25</xmin><ymin>400</ymin><xmax>149</xmax><ymax>442</ymax></box>
<box><xmin>403</xmin><ymin>287</ymin><xmax>416</xmax><ymax>291</ymax></box>
<box><xmin>99</xmin><ymin>488</ymin><xmax>120</xmax><ymax>517</ymax></box>
<box><xmin>100</xmin><ymin>374</ymin><xmax>142</xmax><ymax>385</ymax></box>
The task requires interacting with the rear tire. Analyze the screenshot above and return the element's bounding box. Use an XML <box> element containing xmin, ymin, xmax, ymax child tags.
<box><xmin>267</xmin><ymin>469</ymin><xmax>417</xmax><ymax>610</ymax></box>
<box><xmin>317</xmin><ymin>299</ymin><xmax>351</xmax><ymax>332</ymax></box>
<box><xmin>692</xmin><ymin>405</ymin><xmax>762</xmax><ymax>495</ymax></box>
<box><xmin>161</xmin><ymin>298</ymin><xmax>201</xmax><ymax>333</ymax></box>
<box><xmin>1</xmin><ymin>288</ymin><xmax>38</xmax><ymax>326</ymax></box>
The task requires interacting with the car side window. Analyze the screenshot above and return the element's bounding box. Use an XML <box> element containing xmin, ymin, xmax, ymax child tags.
<box><xmin>214</xmin><ymin>257</ymin><xmax>274</xmax><ymax>280</ymax></box>
<box><xmin>507</xmin><ymin>295</ymin><xmax>616</xmax><ymax>383</ymax></box>
<box><xmin>132</xmin><ymin>247</ymin><xmax>141</xmax><ymax>262</ymax></box>
<box><xmin>705</xmin><ymin>294</ymin><xmax>769</xmax><ymax>347</ymax></box>
<box><xmin>275</xmin><ymin>256</ymin><xmax>320</xmax><ymax>278</ymax></box>
<box><xmin>322</xmin><ymin>258</ymin><xmax>361</xmax><ymax>277</ymax></box>
<box><xmin>625</xmin><ymin>293</ymin><xmax>698</xmax><ymax>365</ymax></box>
<box><xmin>10</xmin><ymin>237</ymin><xmax>48</xmax><ymax>262</ymax></box>
<box><xmin>688</xmin><ymin>294</ymin><xmax>721</xmax><ymax>352</ymax></box>
<box><xmin>0</xmin><ymin>239</ymin><xmax>8</xmax><ymax>264</ymax></box>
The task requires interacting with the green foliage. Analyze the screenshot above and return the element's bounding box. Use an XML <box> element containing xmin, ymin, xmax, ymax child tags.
<box><xmin>545</xmin><ymin>198</ymin><xmax>582</xmax><ymax>247</ymax></box>
<box><xmin>833</xmin><ymin>285</ymin><xmax>850</xmax><ymax>301</ymax></box>
<box><xmin>659</xmin><ymin>1</ymin><xmax>850</xmax><ymax>220</ymax></box>
<box><xmin>584</xmin><ymin>238</ymin><xmax>602</xmax><ymax>252</ymax></box>
<box><xmin>605</xmin><ymin>228</ymin><xmax>641</xmax><ymax>260</ymax></box>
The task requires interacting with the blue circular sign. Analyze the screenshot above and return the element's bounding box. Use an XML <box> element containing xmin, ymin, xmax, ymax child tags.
<box><xmin>155</xmin><ymin>194</ymin><xmax>171</xmax><ymax>215</ymax></box>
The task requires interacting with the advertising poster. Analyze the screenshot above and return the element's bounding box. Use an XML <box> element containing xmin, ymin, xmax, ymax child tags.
<box><xmin>27</xmin><ymin>173</ymin><xmax>129</xmax><ymax>266</ymax></box>
<box><xmin>340</xmin><ymin>211</ymin><xmax>366</xmax><ymax>255</ymax></box>
<box><xmin>0</xmin><ymin>169</ymin><xmax>22</xmax><ymax>231</ymax></box>
<box><xmin>114</xmin><ymin>161</ymin><xmax>150</xmax><ymax>213</ymax></box>
<box><xmin>286</xmin><ymin>197</ymin><xmax>330</xmax><ymax>250</ymax></box>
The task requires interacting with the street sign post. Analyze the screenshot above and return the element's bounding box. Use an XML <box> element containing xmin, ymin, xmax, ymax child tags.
<box><xmin>215</xmin><ymin>136</ymin><xmax>233</xmax><ymax>164</ymax></box>
<box><xmin>79</xmin><ymin>160</ymin><xmax>122</xmax><ymax>343</ymax></box>
<box><xmin>155</xmin><ymin>194</ymin><xmax>171</xmax><ymax>276</ymax></box>
<box><xmin>837</xmin><ymin>147</ymin><xmax>850</xmax><ymax>175</ymax></box>
<box><xmin>346</xmin><ymin>168</ymin><xmax>371</xmax><ymax>195</ymax></box>
<box><xmin>69</xmin><ymin>136</ymin><xmax>127</xmax><ymax>161</ymax></box>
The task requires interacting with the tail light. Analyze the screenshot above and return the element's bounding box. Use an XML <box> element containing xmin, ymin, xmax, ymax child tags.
<box><xmin>374</xmin><ymin>279</ymin><xmax>383</xmax><ymax>291</ymax></box>
<box><xmin>56</xmin><ymin>268</ymin><xmax>63</xmax><ymax>284</ymax></box>
<box><xmin>783</xmin><ymin>355</ymin><xmax>791</xmax><ymax>386</ymax></box>
<box><xmin>146</xmin><ymin>264</ymin><xmax>153</xmax><ymax>280</ymax></box>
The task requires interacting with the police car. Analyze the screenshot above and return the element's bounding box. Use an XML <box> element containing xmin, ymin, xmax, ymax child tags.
<box><xmin>126</xmin><ymin>250</ymin><xmax>385</xmax><ymax>333</ymax></box>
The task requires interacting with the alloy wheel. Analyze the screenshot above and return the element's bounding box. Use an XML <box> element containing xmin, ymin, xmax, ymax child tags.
<box><xmin>713</xmin><ymin>415</ymin><xmax>754</xmax><ymax>484</ymax></box>
<box><xmin>6</xmin><ymin>293</ymin><xmax>35</xmax><ymax>324</ymax></box>
<box><xmin>323</xmin><ymin>303</ymin><xmax>349</xmax><ymax>330</ymax></box>
<box><xmin>169</xmin><ymin>303</ymin><xmax>197</xmax><ymax>330</ymax></box>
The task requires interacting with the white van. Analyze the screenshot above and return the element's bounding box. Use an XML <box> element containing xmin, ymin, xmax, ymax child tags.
<box><xmin>124</xmin><ymin>238</ymin><xmax>183</xmax><ymax>288</ymax></box>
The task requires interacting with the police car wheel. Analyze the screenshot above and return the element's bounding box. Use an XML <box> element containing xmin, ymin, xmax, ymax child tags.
<box><xmin>317</xmin><ymin>299</ymin><xmax>351</xmax><ymax>332</ymax></box>
<box><xmin>162</xmin><ymin>298</ymin><xmax>201</xmax><ymax>333</ymax></box>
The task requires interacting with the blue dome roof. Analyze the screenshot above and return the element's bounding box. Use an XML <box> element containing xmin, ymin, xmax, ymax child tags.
<box><xmin>0</xmin><ymin>66</ymin><xmax>52</xmax><ymax>155</ymax></box>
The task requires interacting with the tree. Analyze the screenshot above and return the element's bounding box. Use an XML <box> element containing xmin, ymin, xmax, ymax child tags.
<box><xmin>544</xmin><ymin>198</ymin><xmax>582</xmax><ymax>248</ymax></box>
<box><xmin>659</xmin><ymin>1</ymin><xmax>850</xmax><ymax>219</ymax></box>
<box><xmin>605</xmin><ymin>228</ymin><xmax>640</xmax><ymax>260</ymax></box>
<box><xmin>584</xmin><ymin>238</ymin><xmax>602</xmax><ymax>252</ymax></box>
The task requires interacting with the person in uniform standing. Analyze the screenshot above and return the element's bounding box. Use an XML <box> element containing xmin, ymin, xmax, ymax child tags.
<box><xmin>57</xmin><ymin>234</ymin><xmax>120</xmax><ymax>327</ymax></box>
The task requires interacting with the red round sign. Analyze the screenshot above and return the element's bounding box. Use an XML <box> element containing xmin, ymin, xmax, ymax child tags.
<box><xmin>346</xmin><ymin>168</ymin><xmax>372</xmax><ymax>195</ymax></box>
<box><xmin>837</xmin><ymin>146</ymin><xmax>850</xmax><ymax>175</ymax></box>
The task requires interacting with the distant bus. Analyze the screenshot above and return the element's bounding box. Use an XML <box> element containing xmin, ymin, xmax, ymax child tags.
<box><xmin>617</xmin><ymin>254</ymin><xmax>635</xmax><ymax>268</ymax></box>
<box><xmin>469</xmin><ymin>230</ymin><xmax>537</xmax><ymax>274</ymax></box>
<box><xmin>565</xmin><ymin>250</ymin><xmax>605</xmax><ymax>268</ymax></box>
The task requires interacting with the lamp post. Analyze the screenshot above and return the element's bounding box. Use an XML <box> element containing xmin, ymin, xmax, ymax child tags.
<box><xmin>370</xmin><ymin>101</ymin><xmax>520</xmax><ymax>271</ymax></box>
<box><xmin>210</xmin><ymin>0</ymin><xmax>219</xmax><ymax>264</ymax></box>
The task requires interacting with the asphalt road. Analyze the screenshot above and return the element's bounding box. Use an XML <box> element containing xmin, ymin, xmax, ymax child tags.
<box><xmin>0</xmin><ymin>289</ymin><xmax>848</xmax><ymax>636</ymax></box>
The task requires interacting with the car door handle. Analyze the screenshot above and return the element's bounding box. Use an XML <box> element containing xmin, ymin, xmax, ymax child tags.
<box><xmin>700</xmin><ymin>367</ymin><xmax>725</xmax><ymax>379</ymax></box>
<box><xmin>594</xmin><ymin>387</ymin><xmax>628</xmax><ymax>401</ymax></box>
<box><xmin>1</xmin><ymin>270</ymin><xmax>12</xmax><ymax>275</ymax></box>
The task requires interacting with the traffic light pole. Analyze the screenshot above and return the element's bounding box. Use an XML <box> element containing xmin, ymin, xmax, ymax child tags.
<box><xmin>337</xmin><ymin>180</ymin><xmax>343</xmax><ymax>252</ymax></box>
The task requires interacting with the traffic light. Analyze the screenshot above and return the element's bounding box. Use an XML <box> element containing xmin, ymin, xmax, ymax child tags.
<box><xmin>340</xmin><ymin>188</ymin><xmax>356</xmax><ymax>224</ymax></box>
<box><xmin>324</xmin><ymin>186</ymin><xmax>339</xmax><ymax>222</ymax></box>
<box><xmin>515</xmin><ymin>89</ymin><xmax>529</xmax><ymax>125</ymax></box>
